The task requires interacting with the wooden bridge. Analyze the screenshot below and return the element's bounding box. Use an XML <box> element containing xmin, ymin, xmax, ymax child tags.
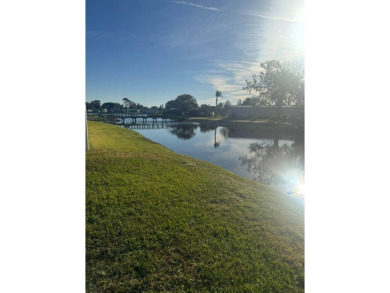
<box><xmin>120</xmin><ymin>122</ymin><xmax>175</xmax><ymax>129</ymax></box>
<box><xmin>98</xmin><ymin>112</ymin><xmax>179</xmax><ymax>124</ymax></box>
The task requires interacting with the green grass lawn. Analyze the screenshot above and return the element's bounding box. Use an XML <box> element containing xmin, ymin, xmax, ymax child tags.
<box><xmin>86</xmin><ymin>121</ymin><xmax>304</xmax><ymax>292</ymax></box>
<box><xmin>227</xmin><ymin>118</ymin><xmax>273</xmax><ymax>124</ymax></box>
<box><xmin>189</xmin><ymin>117</ymin><xmax>274</xmax><ymax>124</ymax></box>
<box><xmin>189</xmin><ymin>116</ymin><xmax>226</xmax><ymax>121</ymax></box>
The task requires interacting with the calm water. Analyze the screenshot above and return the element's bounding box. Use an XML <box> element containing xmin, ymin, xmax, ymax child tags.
<box><xmin>121</xmin><ymin>121</ymin><xmax>304</xmax><ymax>198</ymax></box>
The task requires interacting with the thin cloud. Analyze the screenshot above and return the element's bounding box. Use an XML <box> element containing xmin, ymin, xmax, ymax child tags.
<box><xmin>194</xmin><ymin>64</ymin><xmax>257</xmax><ymax>104</ymax></box>
<box><xmin>168</xmin><ymin>1</ymin><xmax>219</xmax><ymax>12</ymax></box>
<box><xmin>247</xmin><ymin>13</ymin><xmax>304</xmax><ymax>23</ymax></box>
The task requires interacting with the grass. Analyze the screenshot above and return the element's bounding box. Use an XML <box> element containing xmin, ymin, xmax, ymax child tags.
<box><xmin>228</xmin><ymin>118</ymin><xmax>273</xmax><ymax>123</ymax></box>
<box><xmin>189</xmin><ymin>117</ymin><xmax>276</xmax><ymax>124</ymax></box>
<box><xmin>189</xmin><ymin>116</ymin><xmax>226</xmax><ymax>121</ymax></box>
<box><xmin>86</xmin><ymin>121</ymin><xmax>304</xmax><ymax>292</ymax></box>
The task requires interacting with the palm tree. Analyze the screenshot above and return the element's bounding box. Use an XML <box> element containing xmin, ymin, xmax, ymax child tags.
<box><xmin>215</xmin><ymin>90</ymin><xmax>222</xmax><ymax>115</ymax></box>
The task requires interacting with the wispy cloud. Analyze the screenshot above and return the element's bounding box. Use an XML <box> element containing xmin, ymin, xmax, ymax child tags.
<box><xmin>194</xmin><ymin>60</ymin><xmax>261</xmax><ymax>104</ymax></box>
<box><xmin>168</xmin><ymin>1</ymin><xmax>219</xmax><ymax>12</ymax></box>
<box><xmin>246</xmin><ymin>13</ymin><xmax>304</xmax><ymax>24</ymax></box>
<box><xmin>166</xmin><ymin>0</ymin><xmax>304</xmax><ymax>105</ymax></box>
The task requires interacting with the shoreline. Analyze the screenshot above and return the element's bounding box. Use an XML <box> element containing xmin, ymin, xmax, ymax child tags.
<box><xmin>86</xmin><ymin>121</ymin><xmax>304</xmax><ymax>292</ymax></box>
<box><xmin>190</xmin><ymin>117</ymin><xmax>304</xmax><ymax>129</ymax></box>
<box><xmin>88</xmin><ymin>115</ymin><xmax>304</xmax><ymax>138</ymax></box>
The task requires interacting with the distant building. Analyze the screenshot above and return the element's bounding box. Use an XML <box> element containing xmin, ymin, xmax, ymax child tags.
<box><xmin>227</xmin><ymin>106</ymin><xmax>304</xmax><ymax>119</ymax></box>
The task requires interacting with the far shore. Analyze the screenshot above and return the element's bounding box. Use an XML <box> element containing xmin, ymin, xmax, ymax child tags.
<box><xmin>188</xmin><ymin>116</ymin><xmax>304</xmax><ymax>136</ymax></box>
<box><xmin>88</xmin><ymin>114</ymin><xmax>303</xmax><ymax>134</ymax></box>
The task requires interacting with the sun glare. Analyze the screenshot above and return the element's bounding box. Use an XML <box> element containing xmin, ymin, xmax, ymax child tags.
<box><xmin>293</xmin><ymin>24</ymin><xmax>304</xmax><ymax>54</ymax></box>
<box><xmin>294</xmin><ymin>181</ymin><xmax>305</xmax><ymax>197</ymax></box>
<box><xmin>286</xmin><ymin>6</ymin><xmax>305</xmax><ymax>59</ymax></box>
<box><xmin>278</xmin><ymin>170</ymin><xmax>305</xmax><ymax>199</ymax></box>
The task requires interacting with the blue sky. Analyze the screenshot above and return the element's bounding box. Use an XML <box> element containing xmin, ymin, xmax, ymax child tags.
<box><xmin>86</xmin><ymin>0</ymin><xmax>304</xmax><ymax>107</ymax></box>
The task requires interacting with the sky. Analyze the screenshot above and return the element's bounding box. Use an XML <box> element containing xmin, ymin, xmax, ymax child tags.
<box><xmin>86</xmin><ymin>0</ymin><xmax>304</xmax><ymax>107</ymax></box>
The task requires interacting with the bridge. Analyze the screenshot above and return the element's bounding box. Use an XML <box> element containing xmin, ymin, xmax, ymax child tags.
<box><xmin>120</xmin><ymin>122</ymin><xmax>176</xmax><ymax>130</ymax></box>
<box><xmin>97</xmin><ymin>112</ymin><xmax>180</xmax><ymax>124</ymax></box>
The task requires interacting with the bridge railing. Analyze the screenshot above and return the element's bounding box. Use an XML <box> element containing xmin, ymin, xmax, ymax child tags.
<box><xmin>98</xmin><ymin>112</ymin><xmax>179</xmax><ymax>119</ymax></box>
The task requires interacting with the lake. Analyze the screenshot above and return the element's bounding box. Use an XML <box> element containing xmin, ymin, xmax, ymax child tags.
<box><xmin>120</xmin><ymin>121</ymin><xmax>304</xmax><ymax>198</ymax></box>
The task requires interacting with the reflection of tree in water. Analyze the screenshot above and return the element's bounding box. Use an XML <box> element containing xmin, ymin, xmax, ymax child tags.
<box><xmin>213</xmin><ymin>127</ymin><xmax>229</xmax><ymax>148</ymax></box>
<box><xmin>239</xmin><ymin>136</ymin><xmax>304</xmax><ymax>186</ymax></box>
<box><xmin>168</xmin><ymin>124</ymin><xmax>198</xmax><ymax>140</ymax></box>
<box><xmin>219</xmin><ymin>127</ymin><xmax>229</xmax><ymax>139</ymax></box>
<box><xmin>199</xmin><ymin>123</ymin><xmax>216</xmax><ymax>133</ymax></box>
<box><xmin>214</xmin><ymin>129</ymin><xmax>220</xmax><ymax>148</ymax></box>
<box><xmin>199</xmin><ymin>124</ymin><xmax>229</xmax><ymax>136</ymax></box>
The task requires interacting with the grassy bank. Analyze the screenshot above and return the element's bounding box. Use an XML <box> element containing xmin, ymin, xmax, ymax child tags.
<box><xmin>86</xmin><ymin>121</ymin><xmax>304</xmax><ymax>292</ymax></box>
<box><xmin>187</xmin><ymin>117</ymin><xmax>304</xmax><ymax>139</ymax></box>
<box><xmin>189</xmin><ymin>117</ymin><xmax>272</xmax><ymax>124</ymax></box>
<box><xmin>189</xmin><ymin>116</ymin><xmax>226</xmax><ymax>121</ymax></box>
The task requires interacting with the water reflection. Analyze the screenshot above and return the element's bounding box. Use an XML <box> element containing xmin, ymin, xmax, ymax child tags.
<box><xmin>167</xmin><ymin>124</ymin><xmax>198</xmax><ymax>140</ymax></box>
<box><xmin>132</xmin><ymin>123</ymin><xmax>304</xmax><ymax>197</ymax></box>
<box><xmin>220</xmin><ymin>127</ymin><xmax>229</xmax><ymax>139</ymax></box>
<box><xmin>169</xmin><ymin>124</ymin><xmax>229</xmax><ymax>148</ymax></box>
<box><xmin>214</xmin><ymin>129</ymin><xmax>220</xmax><ymax>148</ymax></box>
<box><xmin>199</xmin><ymin>123</ymin><xmax>216</xmax><ymax>133</ymax></box>
<box><xmin>168</xmin><ymin>124</ymin><xmax>225</xmax><ymax>148</ymax></box>
<box><xmin>239</xmin><ymin>135</ymin><xmax>304</xmax><ymax>196</ymax></box>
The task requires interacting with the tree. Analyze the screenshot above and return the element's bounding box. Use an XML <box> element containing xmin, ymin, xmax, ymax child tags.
<box><xmin>215</xmin><ymin>90</ymin><xmax>222</xmax><ymax>114</ymax></box>
<box><xmin>222</xmin><ymin>100</ymin><xmax>231</xmax><ymax>116</ymax></box>
<box><xmin>243</xmin><ymin>60</ymin><xmax>304</xmax><ymax>117</ymax></box>
<box><xmin>135</xmin><ymin>103</ymin><xmax>144</xmax><ymax>111</ymax></box>
<box><xmin>165</xmin><ymin>99</ymin><xmax>179</xmax><ymax>110</ymax></box>
<box><xmin>199</xmin><ymin>104</ymin><xmax>213</xmax><ymax>117</ymax></box>
<box><xmin>294</xmin><ymin>81</ymin><xmax>305</xmax><ymax>107</ymax></box>
<box><xmin>122</xmin><ymin>98</ymin><xmax>129</xmax><ymax>108</ymax></box>
<box><xmin>242</xmin><ymin>96</ymin><xmax>261</xmax><ymax>106</ymax></box>
<box><xmin>101</xmin><ymin>102</ymin><xmax>122</xmax><ymax>113</ymax></box>
<box><xmin>216</xmin><ymin>102</ymin><xmax>223</xmax><ymax>116</ymax></box>
<box><xmin>122</xmin><ymin>98</ymin><xmax>135</xmax><ymax>110</ymax></box>
<box><xmin>165</xmin><ymin>94</ymin><xmax>198</xmax><ymax>116</ymax></box>
<box><xmin>89</xmin><ymin>100</ymin><xmax>101</xmax><ymax>111</ymax></box>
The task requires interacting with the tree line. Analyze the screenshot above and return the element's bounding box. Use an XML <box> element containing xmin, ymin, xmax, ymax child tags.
<box><xmin>86</xmin><ymin>59</ymin><xmax>304</xmax><ymax>118</ymax></box>
<box><xmin>86</xmin><ymin>99</ymin><xmax>164</xmax><ymax>114</ymax></box>
<box><xmin>86</xmin><ymin>93</ymin><xmax>230</xmax><ymax>117</ymax></box>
